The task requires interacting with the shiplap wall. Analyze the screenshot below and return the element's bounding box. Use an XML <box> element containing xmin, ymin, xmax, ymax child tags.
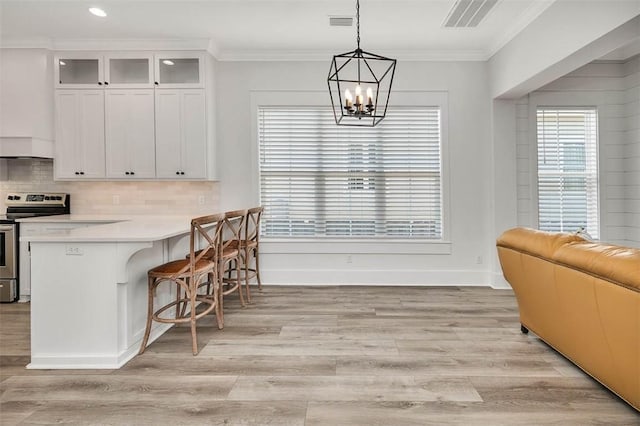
<box><xmin>515</xmin><ymin>56</ymin><xmax>640</xmax><ymax>247</ymax></box>
<box><xmin>623</xmin><ymin>56</ymin><xmax>640</xmax><ymax>246</ymax></box>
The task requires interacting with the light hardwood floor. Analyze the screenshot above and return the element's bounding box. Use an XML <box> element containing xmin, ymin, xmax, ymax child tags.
<box><xmin>1</xmin><ymin>286</ymin><xmax>638</xmax><ymax>425</ymax></box>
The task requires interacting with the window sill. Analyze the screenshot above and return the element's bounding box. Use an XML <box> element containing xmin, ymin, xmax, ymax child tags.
<box><xmin>260</xmin><ymin>238</ymin><xmax>452</xmax><ymax>255</ymax></box>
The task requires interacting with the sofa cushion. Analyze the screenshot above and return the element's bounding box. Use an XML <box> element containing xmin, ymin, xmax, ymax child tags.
<box><xmin>553</xmin><ymin>242</ymin><xmax>640</xmax><ymax>292</ymax></box>
<box><xmin>496</xmin><ymin>227</ymin><xmax>586</xmax><ymax>259</ymax></box>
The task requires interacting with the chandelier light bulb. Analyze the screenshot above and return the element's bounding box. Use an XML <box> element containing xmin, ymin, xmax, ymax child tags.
<box><xmin>345</xmin><ymin>89</ymin><xmax>353</xmax><ymax>109</ymax></box>
<box><xmin>366</xmin><ymin>87</ymin><xmax>373</xmax><ymax>106</ymax></box>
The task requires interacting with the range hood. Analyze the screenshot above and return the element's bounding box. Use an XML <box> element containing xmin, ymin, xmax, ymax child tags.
<box><xmin>0</xmin><ymin>137</ymin><xmax>54</xmax><ymax>159</ymax></box>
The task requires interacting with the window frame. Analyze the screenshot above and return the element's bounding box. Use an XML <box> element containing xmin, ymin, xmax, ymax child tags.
<box><xmin>250</xmin><ymin>90</ymin><xmax>451</xmax><ymax>254</ymax></box>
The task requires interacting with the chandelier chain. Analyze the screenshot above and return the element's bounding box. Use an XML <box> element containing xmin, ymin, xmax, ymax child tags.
<box><xmin>356</xmin><ymin>0</ymin><xmax>360</xmax><ymax>50</ymax></box>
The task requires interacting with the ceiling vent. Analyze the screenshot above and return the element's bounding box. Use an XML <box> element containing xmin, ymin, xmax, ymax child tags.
<box><xmin>329</xmin><ymin>16</ymin><xmax>354</xmax><ymax>27</ymax></box>
<box><xmin>443</xmin><ymin>0</ymin><xmax>498</xmax><ymax>28</ymax></box>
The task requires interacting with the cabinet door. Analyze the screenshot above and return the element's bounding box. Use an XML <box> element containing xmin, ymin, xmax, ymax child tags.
<box><xmin>154</xmin><ymin>52</ymin><xmax>204</xmax><ymax>88</ymax></box>
<box><xmin>105</xmin><ymin>90</ymin><xmax>156</xmax><ymax>178</ymax></box>
<box><xmin>54</xmin><ymin>90</ymin><xmax>105</xmax><ymax>179</ymax></box>
<box><xmin>104</xmin><ymin>53</ymin><xmax>154</xmax><ymax>89</ymax></box>
<box><xmin>181</xmin><ymin>90</ymin><xmax>207</xmax><ymax>178</ymax></box>
<box><xmin>55</xmin><ymin>54</ymin><xmax>104</xmax><ymax>88</ymax></box>
<box><xmin>155</xmin><ymin>89</ymin><xmax>207</xmax><ymax>179</ymax></box>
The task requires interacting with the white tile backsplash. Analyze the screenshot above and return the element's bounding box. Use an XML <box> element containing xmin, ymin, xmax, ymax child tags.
<box><xmin>0</xmin><ymin>158</ymin><xmax>220</xmax><ymax>215</ymax></box>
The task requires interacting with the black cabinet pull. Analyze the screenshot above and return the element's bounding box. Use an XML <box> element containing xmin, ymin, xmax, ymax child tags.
<box><xmin>98</xmin><ymin>82</ymin><xmax>103</xmax><ymax>85</ymax></box>
<box><xmin>104</xmin><ymin>81</ymin><xmax>109</xmax><ymax>85</ymax></box>
<box><xmin>176</xmin><ymin>171</ymin><xmax>180</xmax><ymax>175</ymax></box>
<box><xmin>181</xmin><ymin>171</ymin><xmax>185</xmax><ymax>175</ymax></box>
<box><xmin>75</xmin><ymin>171</ymin><xmax>80</xmax><ymax>175</ymax></box>
<box><xmin>131</xmin><ymin>171</ymin><xmax>135</xmax><ymax>175</ymax></box>
<box><xmin>125</xmin><ymin>172</ymin><xmax>130</xmax><ymax>175</ymax></box>
<box><xmin>154</xmin><ymin>82</ymin><xmax>159</xmax><ymax>85</ymax></box>
<box><xmin>80</xmin><ymin>171</ymin><xmax>85</xmax><ymax>175</ymax></box>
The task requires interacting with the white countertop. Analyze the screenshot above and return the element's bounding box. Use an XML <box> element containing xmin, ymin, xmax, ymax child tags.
<box><xmin>17</xmin><ymin>214</ymin><xmax>131</xmax><ymax>224</ymax></box>
<box><xmin>19</xmin><ymin>214</ymin><xmax>198</xmax><ymax>242</ymax></box>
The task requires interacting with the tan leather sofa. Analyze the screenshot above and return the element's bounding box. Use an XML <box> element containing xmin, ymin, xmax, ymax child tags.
<box><xmin>496</xmin><ymin>227</ymin><xmax>639</xmax><ymax>411</ymax></box>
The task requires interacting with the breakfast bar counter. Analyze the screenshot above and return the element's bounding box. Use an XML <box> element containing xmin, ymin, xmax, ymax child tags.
<box><xmin>20</xmin><ymin>215</ymin><xmax>200</xmax><ymax>369</ymax></box>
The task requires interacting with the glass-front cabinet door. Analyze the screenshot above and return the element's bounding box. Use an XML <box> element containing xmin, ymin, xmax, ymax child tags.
<box><xmin>154</xmin><ymin>52</ymin><xmax>204</xmax><ymax>88</ymax></box>
<box><xmin>55</xmin><ymin>54</ymin><xmax>104</xmax><ymax>88</ymax></box>
<box><xmin>104</xmin><ymin>53</ymin><xmax>154</xmax><ymax>88</ymax></box>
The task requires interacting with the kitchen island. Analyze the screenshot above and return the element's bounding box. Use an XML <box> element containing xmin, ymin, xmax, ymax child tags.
<box><xmin>20</xmin><ymin>215</ymin><xmax>198</xmax><ymax>369</ymax></box>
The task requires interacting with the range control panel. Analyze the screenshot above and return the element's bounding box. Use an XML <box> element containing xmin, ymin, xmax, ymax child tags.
<box><xmin>5</xmin><ymin>193</ymin><xmax>69</xmax><ymax>206</ymax></box>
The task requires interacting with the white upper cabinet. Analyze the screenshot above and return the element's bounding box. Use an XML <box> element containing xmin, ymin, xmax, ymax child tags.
<box><xmin>104</xmin><ymin>53</ymin><xmax>154</xmax><ymax>88</ymax></box>
<box><xmin>155</xmin><ymin>89</ymin><xmax>207</xmax><ymax>179</ymax></box>
<box><xmin>105</xmin><ymin>90</ymin><xmax>156</xmax><ymax>178</ymax></box>
<box><xmin>54</xmin><ymin>90</ymin><xmax>106</xmax><ymax>179</ymax></box>
<box><xmin>154</xmin><ymin>52</ymin><xmax>205</xmax><ymax>88</ymax></box>
<box><xmin>55</xmin><ymin>52</ymin><xmax>154</xmax><ymax>89</ymax></box>
<box><xmin>55</xmin><ymin>54</ymin><xmax>104</xmax><ymax>88</ymax></box>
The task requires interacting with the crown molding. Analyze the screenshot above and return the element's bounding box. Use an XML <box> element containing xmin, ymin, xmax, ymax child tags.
<box><xmin>215</xmin><ymin>48</ymin><xmax>489</xmax><ymax>62</ymax></box>
<box><xmin>0</xmin><ymin>38</ymin><xmax>211</xmax><ymax>51</ymax></box>
<box><xmin>1</xmin><ymin>38</ymin><xmax>492</xmax><ymax>62</ymax></box>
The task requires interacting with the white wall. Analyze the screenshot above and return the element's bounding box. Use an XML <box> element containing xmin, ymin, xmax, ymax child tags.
<box><xmin>216</xmin><ymin>60</ymin><xmax>495</xmax><ymax>286</ymax></box>
<box><xmin>514</xmin><ymin>57</ymin><xmax>640</xmax><ymax>247</ymax></box>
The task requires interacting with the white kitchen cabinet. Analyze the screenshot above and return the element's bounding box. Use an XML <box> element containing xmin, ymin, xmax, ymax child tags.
<box><xmin>154</xmin><ymin>52</ymin><xmax>205</xmax><ymax>88</ymax></box>
<box><xmin>104</xmin><ymin>53</ymin><xmax>154</xmax><ymax>88</ymax></box>
<box><xmin>55</xmin><ymin>52</ymin><xmax>154</xmax><ymax>89</ymax></box>
<box><xmin>55</xmin><ymin>54</ymin><xmax>104</xmax><ymax>88</ymax></box>
<box><xmin>19</xmin><ymin>221</ymin><xmax>96</xmax><ymax>301</ymax></box>
<box><xmin>54</xmin><ymin>90</ymin><xmax>106</xmax><ymax>179</ymax></box>
<box><xmin>155</xmin><ymin>89</ymin><xmax>207</xmax><ymax>178</ymax></box>
<box><xmin>105</xmin><ymin>90</ymin><xmax>156</xmax><ymax>178</ymax></box>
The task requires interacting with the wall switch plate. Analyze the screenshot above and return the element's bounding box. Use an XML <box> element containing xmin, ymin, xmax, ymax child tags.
<box><xmin>198</xmin><ymin>195</ymin><xmax>205</xmax><ymax>205</ymax></box>
<box><xmin>65</xmin><ymin>245</ymin><xmax>83</xmax><ymax>256</ymax></box>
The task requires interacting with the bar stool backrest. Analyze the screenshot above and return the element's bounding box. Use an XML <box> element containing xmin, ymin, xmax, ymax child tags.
<box><xmin>246</xmin><ymin>206</ymin><xmax>264</xmax><ymax>244</ymax></box>
<box><xmin>223</xmin><ymin>209</ymin><xmax>248</xmax><ymax>251</ymax></box>
<box><xmin>182</xmin><ymin>213</ymin><xmax>226</xmax><ymax>280</ymax></box>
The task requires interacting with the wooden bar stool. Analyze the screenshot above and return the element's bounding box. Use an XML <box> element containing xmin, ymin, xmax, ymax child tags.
<box><xmin>219</xmin><ymin>209</ymin><xmax>247</xmax><ymax>316</ymax></box>
<box><xmin>240</xmin><ymin>206</ymin><xmax>264</xmax><ymax>301</ymax></box>
<box><xmin>139</xmin><ymin>213</ymin><xmax>224</xmax><ymax>356</ymax></box>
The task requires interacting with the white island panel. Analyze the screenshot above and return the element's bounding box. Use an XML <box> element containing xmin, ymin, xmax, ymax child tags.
<box><xmin>28</xmin><ymin>227</ymin><xmax>192</xmax><ymax>369</ymax></box>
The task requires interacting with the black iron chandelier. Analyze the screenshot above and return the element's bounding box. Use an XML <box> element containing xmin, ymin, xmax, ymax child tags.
<box><xmin>327</xmin><ymin>0</ymin><xmax>397</xmax><ymax>127</ymax></box>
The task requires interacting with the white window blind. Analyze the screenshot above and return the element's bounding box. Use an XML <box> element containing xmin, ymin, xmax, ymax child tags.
<box><xmin>258</xmin><ymin>106</ymin><xmax>443</xmax><ymax>238</ymax></box>
<box><xmin>537</xmin><ymin>108</ymin><xmax>599</xmax><ymax>238</ymax></box>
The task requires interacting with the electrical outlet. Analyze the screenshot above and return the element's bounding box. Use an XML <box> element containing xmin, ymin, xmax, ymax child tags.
<box><xmin>112</xmin><ymin>195</ymin><xmax>120</xmax><ymax>205</ymax></box>
<box><xmin>198</xmin><ymin>195</ymin><xmax>205</xmax><ymax>205</ymax></box>
<box><xmin>65</xmin><ymin>245</ymin><xmax>83</xmax><ymax>256</ymax></box>
<box><xmin>476</xmin><ymin>255</ymin><xmax>483</xmax><ymax>265</ymax></box>
<box><xmin>346</xmin><ymin>255</ymin><xmax>353</xmax><ymax>264</ymax></box>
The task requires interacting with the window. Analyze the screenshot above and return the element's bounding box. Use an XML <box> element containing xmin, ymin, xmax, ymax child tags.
<box><xmin>536</xmin><ymin>108</ymin><xmax>599</xmax><ymax>238</ymax></box>
<box><xmin>258</xmin><ymin>106</ymin><xmax>443</xmax><ymax>239</ymax></box>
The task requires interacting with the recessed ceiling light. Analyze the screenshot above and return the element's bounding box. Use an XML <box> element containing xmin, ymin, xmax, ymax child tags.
<box><xmin>162</xmin><ymin>60</ymin><xmax>175</xmax><ymax>66</ymax></box>
<box><xmin>89</xmin><ymin>7</ymin><xmax>107</xmax><ymax>17</ymax></box>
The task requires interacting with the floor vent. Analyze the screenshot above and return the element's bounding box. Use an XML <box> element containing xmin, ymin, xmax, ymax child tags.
<box><xmin>443</xmin><ymin>0</ymin><xmax>498</xmax><ymax>27</ymax></box>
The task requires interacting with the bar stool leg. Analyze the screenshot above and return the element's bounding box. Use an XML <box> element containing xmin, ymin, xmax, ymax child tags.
<box><xmin>139</xmin><ymin>276</ymin><xmax>156</xmax><ymax>355</ymax></box>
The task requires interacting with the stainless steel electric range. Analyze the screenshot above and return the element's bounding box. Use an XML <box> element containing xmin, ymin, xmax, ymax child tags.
<box><xmin>0</xmin><ymin>193</ymin><xmax>70</xmax><ymax>302</ymax></box>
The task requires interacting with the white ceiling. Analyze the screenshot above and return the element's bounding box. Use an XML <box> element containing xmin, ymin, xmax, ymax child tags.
<box><xmin>0</xmin><ymin>0</ymin><xmax>558</xmax><ymax>60</ymax></box>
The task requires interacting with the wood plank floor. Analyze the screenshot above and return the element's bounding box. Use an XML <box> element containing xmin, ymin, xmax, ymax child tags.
<box><xmin>1</xmin><ymin>286</ymin><xmax>638</xmax><ymax>425</ymax></box>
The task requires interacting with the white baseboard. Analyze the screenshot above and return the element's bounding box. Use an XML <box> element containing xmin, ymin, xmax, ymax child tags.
<box><xmin>260</xmin><ymin>268</ymin><xmax>492</xmax><ymax>287</ymax></box>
